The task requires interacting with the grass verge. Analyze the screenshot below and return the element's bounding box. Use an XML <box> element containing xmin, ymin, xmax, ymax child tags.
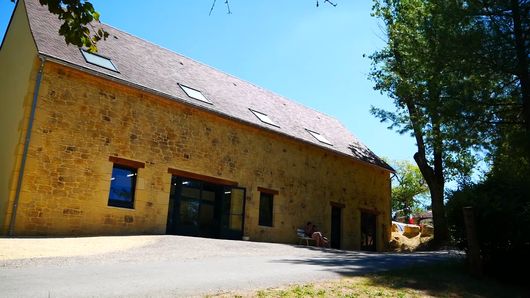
<box><xmin>210</xmin><ymin>260</ymin><xmax>529</xmax><ymax>297</ymax></box>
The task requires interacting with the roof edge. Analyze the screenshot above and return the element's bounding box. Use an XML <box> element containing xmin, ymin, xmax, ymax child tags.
<box><xmin>1</xmin><ymin>0</ymin><xmax>38</xmax><ymax>52</ymax></box>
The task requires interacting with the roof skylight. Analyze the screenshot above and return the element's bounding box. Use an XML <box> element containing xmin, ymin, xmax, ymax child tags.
<box><xmin>80</xmin><ymin>50</ymin><xmax>118</xmax><ymax>72</ymax></box>
<box><xmin>179</xmin><ymin>84</ymin><xmax>211</xmax><ymax>104</ymax></box>
<box><xmin>249</xmin><ymin>109</ymin><xmax>279</xmax><ymax>127</ymax></box>
<box><xmin>306</xmin><ymin>129</ymin><xmax>332</xmax><ymax>145</ymax></box>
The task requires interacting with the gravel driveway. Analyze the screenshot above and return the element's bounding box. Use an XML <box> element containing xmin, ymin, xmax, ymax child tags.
<box><xmin>0</xmin><ymin>235</ymin><xmax>460</xmax><ymax>297</ymax></box>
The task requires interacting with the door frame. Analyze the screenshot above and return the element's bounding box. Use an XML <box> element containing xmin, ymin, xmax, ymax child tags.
<box><xmin>360</xmin><ymin>208</ymin><xmax>379</xmax><ymax>251</ymax></box>
<box><xmin>220</xmin><ymin>186</ymin><xmax>246</xmax><ymax>240</ymax></box>
<box><xmin>330</xmin><ymin>201</ymin><xmax>345</xmax><ymax>249</ymax></box>
<box><xmin>166</xmin><ymin>168</ymin><xmax>245</xmax><ymax>240</ymax></box>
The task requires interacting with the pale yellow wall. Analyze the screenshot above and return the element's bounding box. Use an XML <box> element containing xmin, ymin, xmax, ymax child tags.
<box><xmin>13</xmin><ymin>62</ymin><xmax>391</xmax><ymax>250</ymax></box>
<box><xmin>0</xmin><ymin>1</ymin><xmax>39</xmax><ymax>232</ymax></box>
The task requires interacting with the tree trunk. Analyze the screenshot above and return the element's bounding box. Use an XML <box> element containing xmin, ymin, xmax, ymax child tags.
<box><xmin>463</xmin><ymin>207</ymin><xmax>483</xmax><ymax>276</ymax></box>
<box><xmin>413</xmin><ymin>150</ymin><xmax>449</xmax><ymax>246</ymax></box>
<box><xmin>429</xmin><ymin>179</ymin><xmax>448</xmax><ymax>245</ymax></box>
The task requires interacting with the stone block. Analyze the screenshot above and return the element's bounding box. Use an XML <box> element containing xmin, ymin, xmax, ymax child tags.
<box><xmin>420</xmin><ymin>224</ymin><xmax>434</xmax><ymax>237</ymax></box>
<box><xmin>403</xmin><ymin>224</ymin><xmax>421</xmax><ymax>238</ymax></box>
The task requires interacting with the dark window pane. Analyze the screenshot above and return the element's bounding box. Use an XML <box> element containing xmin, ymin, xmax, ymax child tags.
<box><xmin>180</xmin><ymin>200</ymin><xmax>199</xmax><ymax>226</ymax></box>
<box><xmin>258</xmin><ymin>192</ymin><xmax>273</xmax><ymax>227</ymax></box>
<box><xmin>108</xmin><ymin>164</ymin><xmax>137</xmax><ymax>209</ymax></box>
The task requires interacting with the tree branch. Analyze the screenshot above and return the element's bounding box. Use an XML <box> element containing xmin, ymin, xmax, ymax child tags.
<box><xmin>225</xmin><ymin>0</ymin><xmax>232</xmax><ymax>14</ymax></box>
<box><xmin>209</xmin><ymin>0</ymin><xmax>217</xmax><ymax>16</ymax></box>
<box><xmin>211</xmin><ymin>0</ymin><xmax>337</xmax><ymax>15</ymax></box>
<box><xmin>209</xmin><ymin>0</ymin><xmax>232</xmax><ymax>15</ymax></box>
<box><xmin>317</xmin><ymin>0</ymin><xmax>337</xmax><ymax>7</ymax></box>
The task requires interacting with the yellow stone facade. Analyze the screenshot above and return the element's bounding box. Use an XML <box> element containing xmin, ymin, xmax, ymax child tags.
<box><xmin>0</xmin><ymin>0</ymin><xmax>39</xmax><ymax>234</ymax></box>
<box><xmin>1</xmin><ymin>61</ymin><xmax>391</xmax><ymax>250</ymax></box>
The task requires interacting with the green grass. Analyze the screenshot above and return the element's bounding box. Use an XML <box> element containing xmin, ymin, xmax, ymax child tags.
<box><xmin>211</xmin><ymin>260</ymin><xmax>529</xmax><ymax>297</ymax></box>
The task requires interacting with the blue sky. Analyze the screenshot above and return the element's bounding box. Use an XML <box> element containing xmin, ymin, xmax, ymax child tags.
<box><xmin>0</xmin><ymin>0</ymin><xmax>417</xmax><ymax>164</ymax></box>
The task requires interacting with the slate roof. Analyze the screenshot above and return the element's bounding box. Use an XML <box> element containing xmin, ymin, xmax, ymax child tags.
<box><xmin>22</xmin><ymin>0</ymin><xmax>393</xmax><ymax>172</ymax></box>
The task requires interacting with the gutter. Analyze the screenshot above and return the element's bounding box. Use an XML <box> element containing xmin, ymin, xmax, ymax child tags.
<box><xmin>8</xmin><ymin>56</ymin><xmax>46</xmax><ymax>236</ymax></box>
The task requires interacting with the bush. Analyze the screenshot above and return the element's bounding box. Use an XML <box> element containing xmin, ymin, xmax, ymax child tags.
<box><xmin>446</xmin><ymin>173</ymin><xmax>530</xmax><ymax>285</ymax></box>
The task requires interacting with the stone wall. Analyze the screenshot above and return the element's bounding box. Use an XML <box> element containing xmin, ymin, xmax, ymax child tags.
<box><xmin>8</xmin><ymin>62</ymin><xmax>391</xmax><ymax>250</ymax></box>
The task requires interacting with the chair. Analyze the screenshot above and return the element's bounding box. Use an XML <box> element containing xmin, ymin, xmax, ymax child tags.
<box><xmin>296</xmin><ymin>228</ymin><xmax>315</xmax><ymax>246</ymax></box>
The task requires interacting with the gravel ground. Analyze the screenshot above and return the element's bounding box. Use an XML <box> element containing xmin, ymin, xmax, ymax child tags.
<box><xmin>0</xmin><ymin>235</ymin><xmax>332</xmax><ymax>268</ymax></box>
<box><xmin>0</xmin><ymin>235</ymin><xmax>462</xmax><ymax>297</ymax></box>
<box><xmin>0</xmin><ymin>235</ymin><xmax>157</xmax><ymax>261</ymax></box>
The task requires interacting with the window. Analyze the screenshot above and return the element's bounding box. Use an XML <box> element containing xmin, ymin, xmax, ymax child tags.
<box><xmin>108</xmin><ymin>164</ymin><xmax>137</xmax><ymax>209</ymax></box>
<box><xmin>249</xmin><ymin>109</ymin><xmax>279</xmax><ymax>127</ymax></box>
<box><xmin>258</xmin><ymin>192</ymin><xmax>274</xmax><ymax>227</ymax></box>
<box><xmin>179</xmin><ymin>84</ymin><xmax>211</xmax><ymax>104</ymax></box>
<box><xmin>80</xmin><ymin>49</ymin><xmax>118</xmax><ymax>72</ymax></box>
<box><xmin>107</xmin><ymin>156</ymin><xmax>146</xmax><ymax>209</ymax></box>
<box><xmin>306</xmin><ymin>129</ymin><xmax>332</xmax><ymax>146</ymax></box>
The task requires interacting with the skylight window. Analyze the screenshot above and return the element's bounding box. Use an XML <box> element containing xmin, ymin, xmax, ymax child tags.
<box><xmin>80</xmin><ymin>50</ymin><xmax>118</xmax><ymax>72</ymax></box>
<box><xmin>249</xmin><ymin>109</ymin><xmax>279</xmax><ymax>127</ymax></box>
<box><xmin>179</xmin><ymin>84</ymin><xmax>211</xmax><ymax>104</ymax></box>
<box><xmin>306</xmin><ymin>129</ymin><xmax>333</xmax><ymax>146</ymax></box>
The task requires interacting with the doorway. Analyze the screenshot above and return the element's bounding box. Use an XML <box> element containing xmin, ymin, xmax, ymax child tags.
<box><xmin>330</xmin><ymin>205</ymin><xmax>342</xmax><ymax>249</ymax></box>
<box><xmin>166</xmin><ymin>175</ymin><xmax>245</xmax><ymax>240</ymax></box>
<box><xmin>361</xmin><ymin>211</ymin><xmax>377</xmax><ymax>251</ymax></box>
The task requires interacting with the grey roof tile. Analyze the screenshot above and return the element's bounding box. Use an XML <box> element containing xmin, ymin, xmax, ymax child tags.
<box><xmin>23</xmin><ymin>0</ymin><xmax>393</xmax><ymax>172</ymax></box>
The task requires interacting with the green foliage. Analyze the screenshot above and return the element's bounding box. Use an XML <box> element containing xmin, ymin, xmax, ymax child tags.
<box><xmin>368</xmin><ymin>0</ymin><xmax>504</xmax><ymax>243</ymax></box>
<box><xmin>38</xmin><ymin>0</ymin><xmax>108</xmax><ymax>52</ymax></box>
<box><xmin>370</xmin><ymin>0</ymin><xmax>503</xmax><ymax>181</ymax></box>
<box><xmin>446</xmin><ymin>170</ymin><xmax>530</xmax><ymax>284</ymax></box>
<box><xmin>9</xmin><ymin>0</ymin><xmax>108</xmax><ymax>52</ymax></box>
<box><xmin>368</xmin><ymin>0</ymin><xmax>528</xmax><ymax>244</ymax></box>
<box><xmin>391</xmin><ymin>160</ymin><xmax>429</xmax><ymax>214</ymax></box>
<box><xmin>447</xmin><ymin>121</ymin><xmax>530</xmax><ymax>284</ymax></box>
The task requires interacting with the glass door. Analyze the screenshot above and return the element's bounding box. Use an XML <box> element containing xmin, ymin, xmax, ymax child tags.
<box><xmin>166</xmin><ymin>175</ymin><xmax>246</xmax><ymax>240</ymax></box>
<box><xmin>220</xmin><ymin>187</ymin><xmax>246</xmax><ymax>239</ymax></box>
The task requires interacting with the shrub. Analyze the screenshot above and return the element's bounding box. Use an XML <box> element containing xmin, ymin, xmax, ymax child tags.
<box><xmin>446</xmin><ymin>173</ymin><xmax>530</xmax><ymax>285</ymax></box>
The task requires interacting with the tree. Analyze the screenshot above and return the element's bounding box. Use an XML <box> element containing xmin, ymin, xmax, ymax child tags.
<box><xmin>445</xmin><ymin>127</ymin><xmax>530</xmax><ymax>283</ymax></box>
<box><xmin>8</xmin><ymin>0</ymin><xmax>108</xmax><ymax>52</ymax></box>
<box><xmin>469</xmin><ymin>0</ymin><xmax>530</xmax><ymax>145</ymax></box>
<box><xmin>391</xmin><ymin>160</ymin><xmax>429</xmax><ymax>218</ymax></box>
<box><xmin>481</xmin><ymin>0</ymin><xmax>530</xmax><ymax>133</ymax></box>
<box><xmin>443</xmin><ymin>1</ymin><xmax>529</xmax><ymax>280</ymax></box>
<box><xmin>369</xmin><ymin>0</ymin><xmax>506</xmax><ymax>244</ymax></box>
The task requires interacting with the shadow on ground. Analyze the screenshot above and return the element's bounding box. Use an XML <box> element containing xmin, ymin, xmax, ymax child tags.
<box><xmin>365</xmin><ymin>260</ymin><xmax>529</xmax><ymax>297</ymax></box>
<box><xmin>275</xmin><ymin>246</ymin><xmax>462</xmax><ymax>276</ymax></box>
<box><xmin>275</xmin><ymin>248</ymin><xmax>529</xmax><ymax>297</ymax></box>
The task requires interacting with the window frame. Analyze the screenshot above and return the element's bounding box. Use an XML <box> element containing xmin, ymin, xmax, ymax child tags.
<box><xmin>258</xmin><ymin>190</ymin><xmax>275</xmax><ymax>227</ymax></box>
<box><xmin>306</xmin><ymin>129</ymin><xmax>333</xmax><ymax>146</ymax></box>
<box><xmin>107</xmin><ymin>157</ymin><xmax>144</xmax><ymax>209</ymax></box>
<box><xmin>249</xmin><ymin>109</ymin><xmax>279</xmax><ymax>127</ymax></box>
<box><xmin>80</xmin><ymin>49</ymin><xmax>119</xmax><ymax>72</ymax></box>
<box><xmin>178</xmin><ymin>84</ymin><xmax>212</xmax><ymax>104</ymax></box>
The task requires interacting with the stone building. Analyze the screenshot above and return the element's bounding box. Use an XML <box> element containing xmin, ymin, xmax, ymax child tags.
<box><xmin>0</xmin><ymin>0</ymin><xmax>393</xmax><ymax>251</ymax></box>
